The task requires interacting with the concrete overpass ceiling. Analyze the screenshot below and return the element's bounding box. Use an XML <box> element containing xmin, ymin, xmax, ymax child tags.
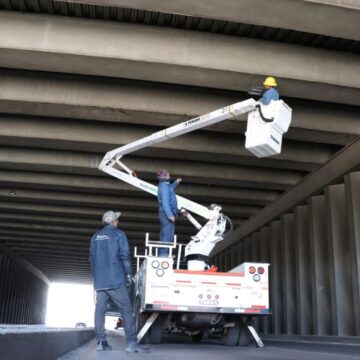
<box><xmin>4</xmin><ymin>0</ymin><xmax>360</xmax><ymax>42</ymax></box>
<box><xmin>0</xmin><ymin>12</ymin><xmax>359</xmax><ymax>105</ymax></box>
<box><xmin>0</xmin><ymin>1</ymin><xmax>358</xmax><ymax>282</ymax></box>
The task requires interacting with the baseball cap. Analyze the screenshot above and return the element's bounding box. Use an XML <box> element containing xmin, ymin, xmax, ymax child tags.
<box><xmin>102</xmin><ymin>210</ymin><xmax>121</xmax><ymax>224</ymax></box>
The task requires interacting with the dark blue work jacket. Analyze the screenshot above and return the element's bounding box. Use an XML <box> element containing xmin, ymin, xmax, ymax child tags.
<box><xmin>157</xmin><ymin>180</ymin><xmax>179</xmax><ymax>219</ymax></box>
<box><xmin>89</xmin><ymin>224</ymin><xmax>132</xmax><ymax>291</ymax></box>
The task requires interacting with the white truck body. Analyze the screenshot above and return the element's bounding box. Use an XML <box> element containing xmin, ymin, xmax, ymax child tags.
<box><xmin>137</xmin><ymin>257</ymin><xmax>270</xmax><ymax>316</ymax></box>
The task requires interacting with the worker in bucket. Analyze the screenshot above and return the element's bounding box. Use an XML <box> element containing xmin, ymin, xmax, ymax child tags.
<box><xmin>260</xmin><ymin>76</ymin><xmax>279</xmax><ymax>105</ymax></box>
<box><xmin>89</xmin><ymin>210</ymin><xmax>151</xmax><ymax>354</ymax></box>
<box><xmin>157</xmin><ymin>169</ymin><xmax>182</xmax><ymax>256</ymax></box>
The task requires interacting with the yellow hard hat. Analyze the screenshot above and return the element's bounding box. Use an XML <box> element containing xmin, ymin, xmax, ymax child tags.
<box><xmin>263</xmin><ymin>76</ymin><xmax>277</xmax><ymax>87</ymax></box>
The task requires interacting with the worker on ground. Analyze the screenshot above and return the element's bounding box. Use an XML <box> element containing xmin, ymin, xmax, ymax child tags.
<box><xmin>157</xmin><ymin>170</ymin><xmax>182</xmax><ymax>256</ymax></box>
<box><xmin>260</xmin><ymin>76</ymin><xmax>279</xmax><ymax>105</ymax></box>
<box><xmin>89</xmin><ymin>210</ymin><xmax>151</xmax><ymax>354</ymax></box>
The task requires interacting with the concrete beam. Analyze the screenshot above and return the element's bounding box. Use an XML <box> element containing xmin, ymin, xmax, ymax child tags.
<box><xmin>0</xmin><ymin>201</ymin><xmax>240</xmax><ymax>226</ymax></box>
<box><xmin>303</xmin><ymin>0</ymin><xmax>360</xmax><ymax>10</ymax></box>
<box><xmin>10</xmin><ymin>245</ymin><xmax>91</xmax><ymax>255</ymax></box>
<box><xmin>0</xmin><ymin>12</ymin><xmax>359</xmax><ymax>104</ymax></box>
<box><xmin>0</xmin><ymin>189</ymin><xmax>253</xmax><ymax>225</ymax></box>
<box><xmin>0</xmin><ymin>114</ymin><xmax>336</xmax><ymax>171</ymax></box>
<box><xmin>0</xmin><ymin>170</ymin><xmax>280</xmax><ymax>204</ymax></box>
<box><xmin>0</xmin><ymin>209</ymin><xmax>157</xmax><ymax>227</ymax></box>
<box><xmin>0</xmin><ymin>234</ymin><xmax>203</xmax><ymax>250</ymax></box>
<box><xmin>0</xmin><ymin>219</ymin><xmax>199</xmax><ymax>237</ymax></box>
<box><xmin>0</xmin><ymin>183</ymin><xmax>277</xmax><ymax>207</ymax></box>
<box><xmin>0</xmin><ymin>147</ymin><xmax>303</xmax><ymax>190</ymax></box>
<box><xmin>0</xmin><ymin>229</ymin><xmax>190</xmax><ymax>243</ymax></box>
<box><xmin>0</xmin><ymin>196</ymin><xmax>258</xmax><ymax>221</ymax></box>
<box><xmin>55</xmin><ymin>0</ymin><xmax>360</xmax><ymax>40</ymax></box>
<box><xmin>0</xmin><ymin>236</ymin><xmax>91</xmax><ymax>248</ymax></box>
<box><xmin>0</xmin><ymin>199</ymin><xmax>155</xmax><ymax>220</ymax></box>
<box><xmin>0</xmin><ymin>71</ymin><xmax>358</xmax><ymax>145</ymax></box>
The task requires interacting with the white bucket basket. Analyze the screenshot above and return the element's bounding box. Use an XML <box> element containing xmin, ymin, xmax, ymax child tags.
<box><xmin>245</xmin><ymin>100</ymin><xmax>292</xmax><ymax>158</ymax></box>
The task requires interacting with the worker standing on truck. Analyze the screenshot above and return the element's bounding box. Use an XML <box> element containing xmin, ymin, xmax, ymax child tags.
<box><xmin>89</xmin><ymin>210</ymin><xmax>151</xmax><ymax>354</ymax></box>
<box><xmin>260</xmin><ymin>76</ymin><xmax>279</xmax><ymax>105</ymax></box>
<box><xmin>157</xmin><ymin>170</ymin><xmax>182</xmax><ymax>256</ymax></box>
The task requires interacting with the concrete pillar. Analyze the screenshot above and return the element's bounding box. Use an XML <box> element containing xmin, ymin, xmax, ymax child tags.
<box><xmin>259</xmin><ymin>226</ymin><xmax>271</xmax><ymax>334</ymax></box>
<box><xmin>230</xmin><ymin>245</ymin><xmax>237</xmax><ymax>270</ymax></box>
<box><xmin>224</xmin><ymin>248</ymin><xmax>231</xmax><ymax>271</ymax></box>
<box><xmin>345</xmin><ymin>172</ymin><xmax>360</xmax><ymax>336</ymax></box>
<box><xmin>250</xmin><ymin>232</ymin><xmax>260</xmax><ymax>262</ymax></box>
<box><xmin>243</xmin><ymin>237</ymin><xmax>252</xmax><ymax>262</ymax></box>
<box><xmin>281</xmin><ymin>213</ymin><xmax>297</xmax><ymax>335</ymax></box>
<box><xmin>294</xmin><ymin>205</ymin><xmax>313</xmax><ymax>335</ymax></box>
<box><xmin>269</xmin><ymin>221</ymin><xmax>283</xmax><ymax>334</ymax></box>
<box><xmin>236</xmin><ymin>241</ymin><xmax>245</xmax><ymax>267</ymax></box>
<box><xmin>326</xmin><ymin>184</ymin><xmax>355</xmax><ymax>336</ymax></box>
<box><xmin>308</xmin><ymin>195</ymin><xmax>333</xmax><ymax>335</ymax></box>
<box><xmin>212</xmin><ymin>254</ymin><xmax>220</xmax><ymax>270</ymax></box>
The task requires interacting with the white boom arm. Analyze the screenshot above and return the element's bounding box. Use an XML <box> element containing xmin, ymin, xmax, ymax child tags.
<box><xmin>99</xmin><ymin>98</ymin><xmax>292</xmax><ymax>270</ymax></box>
<box><xmin>99</xmin><ymin>98</ymin><xmax>257</xmax><ymax>170</ymax></box>
<box><xmin>99</xmin><ymin>98</ymin><xmax>257</xmax><ymax>219</ymax></box>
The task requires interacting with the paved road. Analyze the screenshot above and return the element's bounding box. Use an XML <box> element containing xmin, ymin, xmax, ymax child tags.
<box><xmin>58</xmin><ymin>330</ymin><xmax>360</xmax><ymax>360</ymax></box>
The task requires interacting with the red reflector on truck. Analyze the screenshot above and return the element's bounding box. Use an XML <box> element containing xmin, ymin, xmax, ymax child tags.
<box><xmin>249</xmin><ymin>266</ymin><xmax>256</xmax><ymax>274</ymax></box>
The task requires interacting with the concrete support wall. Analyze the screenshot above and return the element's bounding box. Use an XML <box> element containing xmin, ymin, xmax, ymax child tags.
<box><xmin>0</xmin><ymin>245</ymin><xmax>49</xmax><ymax>324</ymax></box>
<box><xmin>0</xmin><ymin>328</ymin><xmax>94</xmax><ymax>360</ymax></box>
<box><xmin>213</xmin><ymin>170</ymin><xmax>360</xmax><ymax>336</ymax></box>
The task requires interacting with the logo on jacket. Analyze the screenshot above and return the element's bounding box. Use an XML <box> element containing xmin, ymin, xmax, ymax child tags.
<box><xmin>95</xmin><ymin>235</ymin><xmax>110</xmax><ymax>241</ymax></box>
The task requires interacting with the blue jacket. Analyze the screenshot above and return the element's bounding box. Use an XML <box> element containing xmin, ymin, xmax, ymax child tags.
<box><xmin>157</xmin><ymin>180</ymin><xmax>179</xmax><ymax>219</ymax></box>
<box><xmin>260</xmin><ymin>88</ymin><xmax>279</xmax><ymax>105</ymax></box>
<box><xmin>89</xmin><ymin>224</ymin><xmax>132</xmax><ymax>291</ymax></box>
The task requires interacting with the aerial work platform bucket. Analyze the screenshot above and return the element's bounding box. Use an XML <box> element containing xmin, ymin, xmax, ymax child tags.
<box><xmin>245</xmin><ymin>100</ymin><xmax>292</xmax><ymax>158</ymax></box>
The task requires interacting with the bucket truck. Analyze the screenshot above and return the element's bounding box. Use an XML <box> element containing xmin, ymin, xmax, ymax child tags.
<box><xmin>98</xmin><ymin>98</ymin><xmax>292</xmax><ymax>346</ymax></box>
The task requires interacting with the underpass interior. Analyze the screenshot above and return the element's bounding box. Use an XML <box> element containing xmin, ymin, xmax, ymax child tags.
<box><xmin>0</xmin><ymin>1</ymin><xmax>359</xmax><ymax>359</ymax></box>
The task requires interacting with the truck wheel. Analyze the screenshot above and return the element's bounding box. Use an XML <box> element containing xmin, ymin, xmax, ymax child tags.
<box><xmin>191</xmin><ymin>332</ymin><xmax>203</xmax><ymax>343</ymax></box>
<box><xmin>223</xmin><ymin>320</ymin><xmax>240</xmax><ymax>346</ymax></box>
<box><xmin>238</xmin><ymin>319</ymin><xmax>251</xmax><ymax>346</ymax></box>
<box><xmin>149</xmin><ymin>316</ymin><xmax>163</xmax><ymax>344</ymax></box>
<box><xmin>238</xmin><ymin>330</ymin><xmax>251</xmax><ymax>346</ymax></box>
<box><xmin>135</xmin><ymin>297</ymin><xmax>148</xmax><ymax>344</ymax></box>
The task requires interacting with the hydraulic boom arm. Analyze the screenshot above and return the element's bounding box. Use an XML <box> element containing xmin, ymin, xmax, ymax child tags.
<box><xmin>99</xmin><ymin>98</ymin><xmax>258</xmax><ymax>219</ymax></box>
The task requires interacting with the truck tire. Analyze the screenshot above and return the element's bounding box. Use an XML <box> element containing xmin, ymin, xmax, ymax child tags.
<box><xmin>135</xmin><ymin>297</ymin><xmax>148</xmax><ymax>344</ymax></box>
<box><xmin>149</xmin><ymin>316</ymin><xmax>163</xmax><ymax>344</ymax></box>
<box><xmin>238</xmin><ymin>329</ymin><xmax>251</xmax><ymax>346</ymax></box>
<box><xmin>223</xmin><ymin>320</ymin><xmax>240</xmax><ymax>346</ymax></box>
<box><xmin>238</xmin><ymin>317</ymin><xmax>251</xmax><ymax>346</ymax></box>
